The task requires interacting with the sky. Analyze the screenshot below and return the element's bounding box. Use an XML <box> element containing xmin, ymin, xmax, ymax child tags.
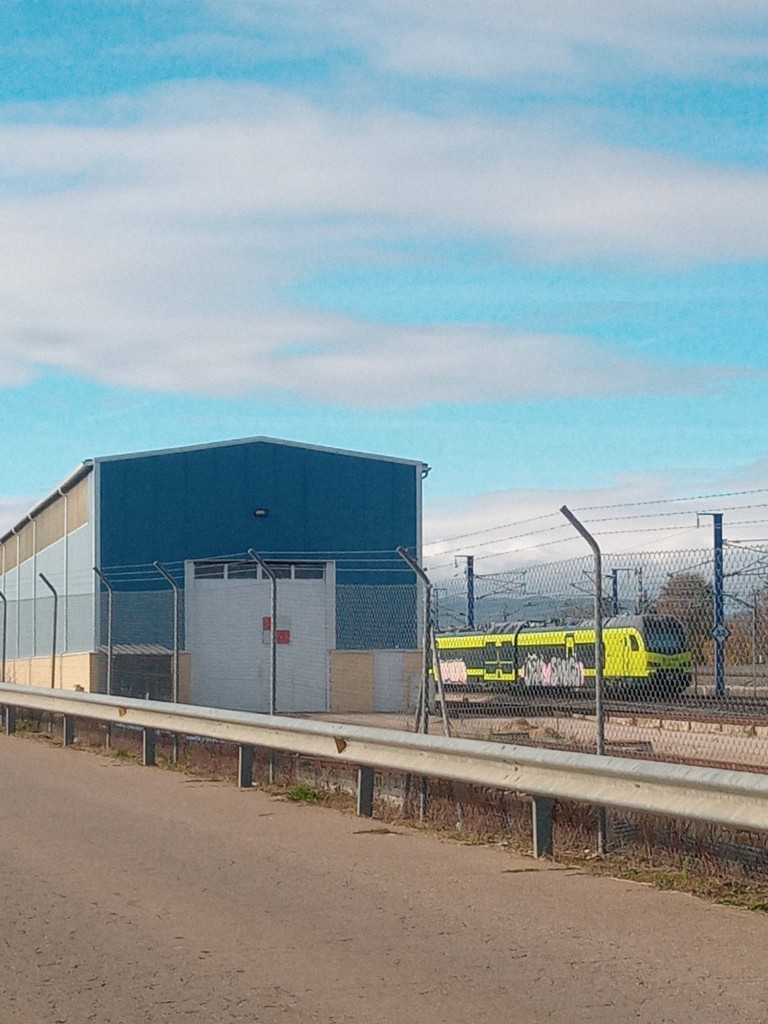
<box><xmin>1</xmin><ymin>1</ymin><xmax>768</xmax><ymax>576</ymax></box>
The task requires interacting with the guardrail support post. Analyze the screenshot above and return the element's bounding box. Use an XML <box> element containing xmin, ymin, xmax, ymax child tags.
<box><xmin>143</xmin><ymin>728</ymin><xmax>156</xmax><ymax>766</ymax></box>
<box><xmin>4</xmin><ymin>705</ymin><xmax>15</xmax><ymax>736</ymax></box>
<box><xmin>357</xmin><ymin>766</ymin><xmax>375</xmax><ymax>817</ymax></box>
<box><xmin>238</xmin><ymin>744</ymin><xmax>254</xmax><ymax>788</ymax></box>
<box><xmin>532</xmin><ymin>796</ymin><xmax>554</xmax><ymax>858</ymax></box>
<box><xmin>62</xmin><ymin>714</ymin><xmax>75</xmax><ymax>747</ymax></box>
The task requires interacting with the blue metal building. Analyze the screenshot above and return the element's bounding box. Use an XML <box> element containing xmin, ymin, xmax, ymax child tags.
<box><xmin>0</xmin><ymin>437</ymin><xmax>426</xmax><ymax>694</ymax></box>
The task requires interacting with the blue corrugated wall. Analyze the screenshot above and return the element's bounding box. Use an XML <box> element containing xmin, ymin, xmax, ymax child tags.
<box><xmin>98</xmin><ymin>440</ymin><xmax>418</xmax><ymax>575</ymax></box>
<box><xmin>97</xmin><ymin>441</ymin><xmax>420</xmax><ymax>648</ymax></box>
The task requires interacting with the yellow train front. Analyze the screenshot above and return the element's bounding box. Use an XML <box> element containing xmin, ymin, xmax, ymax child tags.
<box><xmin>435</xmin><ymin>614</ymin><xmax>692</xmax><ymax>700</ymax></box>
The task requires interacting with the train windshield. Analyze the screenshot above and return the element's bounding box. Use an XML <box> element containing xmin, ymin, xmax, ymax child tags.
<box><xmin>642</xmin><ymin>616</ymin><xmax>688</xmax><ymax>655</ymax></box>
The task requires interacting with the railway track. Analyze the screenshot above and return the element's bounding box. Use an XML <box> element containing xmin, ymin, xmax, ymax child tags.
<box><xmin>437</xmin><ymin>692</ymin><xmax>768</xmax><ymax>726</ymax></box>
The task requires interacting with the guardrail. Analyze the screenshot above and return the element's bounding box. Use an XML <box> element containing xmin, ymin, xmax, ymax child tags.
<box><xmin>1</xmin><ymin>682</ymin><xmax>768</xmax><ymax>857</ymax></box>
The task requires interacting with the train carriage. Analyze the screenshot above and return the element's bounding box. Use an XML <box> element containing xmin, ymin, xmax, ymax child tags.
<box><xmin>436</xmin><ymin>614</ymin><xmax>691</xmax><ymax>700</ymax></box>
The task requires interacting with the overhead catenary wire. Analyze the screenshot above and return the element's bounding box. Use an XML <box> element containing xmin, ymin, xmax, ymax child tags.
<box><xmin>573</xmin><ymin>486</ymin><xmax>768</xmax><ymax>512</ymax></box>
<box><xmin>426</xmin><ymin>508</ymin><xmax>768</xmax><ymax>564</ymax></box>
<box><xmin>424</xmin><ymin>487</ymin><xmax>768</xmax><ymax>551</ymax></box>
<box><xmin>426</xmin><ymin>519</ymin><xmax>768</xmax><ymax>572</ymax></box>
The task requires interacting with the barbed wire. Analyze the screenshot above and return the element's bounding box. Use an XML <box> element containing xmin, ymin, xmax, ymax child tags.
<box><xmin>573</xmin><ymin>486</ymin><xmax>768</xmax><ymax>511</ymax></box>
<box><xmin>427</xmin><ymin>519</ymin><xmax>768</xmax><ymax>573</ymax></box>
<box><xmin>426</xmin><ymin>503</ymin><xmax>768</xmax><ymax>559</ymax></box>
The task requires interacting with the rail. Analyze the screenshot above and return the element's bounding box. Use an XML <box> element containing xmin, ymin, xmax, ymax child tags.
<box><xmin>1</xmin><ymin>682</ymin><xmax>768</xmax><ymax>855</ymax></box>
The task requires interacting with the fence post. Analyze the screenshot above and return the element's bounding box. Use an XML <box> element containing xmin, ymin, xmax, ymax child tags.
<box><xmin>154</xmin><ymin>562</ymin><xmax>182</xmax><ymax>763</ymax></box>
<box><xmin>38</xmin><ymin>573</ymin><xmax>58</xmax><ymax>689</ymax></box>
<box><xmin>396</xmin><ymin>546</ymin><xmax>456</xmax><ymax>822</ymax></box>
<box><xmin>560</xmin><ymin>506</ymin><xmax>607</xmax><ymax>854</ymax></box>
<box><xmin>247</xmin><ymin>551</ymin><xmax>277</xmax><ymax>716</ymax></box>
<box><xmin>93</xmin><ymin>568</ymin><xmax>114</xmax><ymax>696</ymax></box>
<box><xmin>152</xmin><ymin>563</ymin><xmax>180</xmax><ymax>703</ymax></box>
<box><xmin>248</xmin><ymin>550</ymin><xmax>278</xmax><ymax>783</ymax></box>
<box><xmin>0</xmin><ymin>588</ymin><xmax>6</xmax><ymax>682</ymax></box>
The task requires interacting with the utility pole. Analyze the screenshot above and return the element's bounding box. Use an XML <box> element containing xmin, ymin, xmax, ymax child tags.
<box><xmin>699</xmin><ymin>512</ymin><xmax>728</xmax><ymax>699</ymax></box>
<box><xmin>465</xmin><ymin>556</ymin><xmax>475</xmax><ymax>630</ymax></box>
<box><xmin>609</xmin><ymin>567</ymin><xmax>633</xmax><ymax>616</ymax></box>
<box><xmin>634</xmin><ymin>566</ymin><xmax>645</xmax><ymax>613</ymax></box>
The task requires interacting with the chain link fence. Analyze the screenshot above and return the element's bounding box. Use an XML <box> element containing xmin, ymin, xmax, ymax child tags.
<box><xmin>3</xmin><ymin>544</ymin><xmax>768</xmax><ymax>772</ymax></box>
<box><xmin>431</xmin><ymin>544</ymin><xmax>768</xmax><ymax>772</ymax></box>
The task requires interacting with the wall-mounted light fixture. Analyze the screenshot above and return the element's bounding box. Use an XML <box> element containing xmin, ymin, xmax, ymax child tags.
<box><xmin>253</xmin><ymin>508</ymin><xmax>269</xmax><ymax>518</ymax></box>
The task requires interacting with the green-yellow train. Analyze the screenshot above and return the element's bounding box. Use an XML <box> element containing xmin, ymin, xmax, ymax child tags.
<box><xmin>435</xmin><ymin>614</ymin><xmax>692</xmax><ymax>700</ymax></box>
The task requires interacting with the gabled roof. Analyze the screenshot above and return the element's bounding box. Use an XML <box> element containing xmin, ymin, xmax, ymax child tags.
<box><xmin>94</xmin><ymin>434</ymin><xmax>426</xmax><ymax>469</ymax></box>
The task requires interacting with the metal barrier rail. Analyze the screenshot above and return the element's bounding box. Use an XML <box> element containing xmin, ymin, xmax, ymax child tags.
<box><xmin>1</xmin><ymin>683</ymin><xmax>768</xmax><ymax>855</ymax></box>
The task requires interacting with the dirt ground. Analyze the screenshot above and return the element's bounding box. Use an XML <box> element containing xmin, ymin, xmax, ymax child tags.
<box><xmin>0</xmin><ymin>734</ymin><xmax>766</xmax><ymax>1023</ymax></box>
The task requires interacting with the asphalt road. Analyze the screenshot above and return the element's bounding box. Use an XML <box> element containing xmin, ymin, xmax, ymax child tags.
<box><xmin>0</xmin><ymin>734</ymin><xmax>766</xmax><ymax>1023</ymax></box>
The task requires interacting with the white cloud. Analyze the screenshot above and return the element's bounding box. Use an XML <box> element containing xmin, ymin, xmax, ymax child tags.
<box><xmin>423</xmin><ymin>465</ymin><xmax>768</xmax><ymax>579</ymax></box>
<box><xmin>1</xmin><ymin>85</ymin><xmax>767</xmax><ymax>405</ymax></box>
<box><xmin>215</xmin><ymin>0</ymin><xmax>768</xmax><ymax>83</ymax></box>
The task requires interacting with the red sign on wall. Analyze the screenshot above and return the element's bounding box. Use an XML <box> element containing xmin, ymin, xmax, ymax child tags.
<box><xmin>263</xmin><ymin>617</ymin><xmax>290</xmax><ymax>644</ymax></box>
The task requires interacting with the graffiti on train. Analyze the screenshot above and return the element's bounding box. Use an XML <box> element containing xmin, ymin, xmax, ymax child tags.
<box><xmin>522</xmin><ymin>653</ymin><xmax>584</xmax><ymax>689</ymax></box>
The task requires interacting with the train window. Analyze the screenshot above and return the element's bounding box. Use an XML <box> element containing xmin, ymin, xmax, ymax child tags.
<box><xmin>484</xmin><ymin>643</ymin><xmax>499</xmax><ymax>669</ymax></box>
<box><xmin>629</xmin><ymin>635</ymin><xmax>640</xmax><ymax>652</ymax></box>
<box><xmin>499</xmin><ymin>641</ymin><xmax>516</xmax><ymax>670</ymax></box>
<box><xmin>643</xmin><ymin>617</ymin><xmax>688</xmax><ymax>655</ymax></box>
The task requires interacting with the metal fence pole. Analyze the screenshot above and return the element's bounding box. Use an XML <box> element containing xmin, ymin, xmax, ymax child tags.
<box><xmin>38</xmin><ymin>573</ymin><xmax>58</xmax><ymax>689</ymax></box>
<box><xmin>93</xmin><ymin>568</ymin><xmax>114</xmax><ymax>696</ymax></box>
<box><xmin>248</xmin><ymin>550</ymin><xmax>278</xmax><ymax>783</ymax></box>
<box><xmin>154</xmin><ymin>563</ymin><xmax>181</xmax><ymax>763</ymax></box>
<box><xmin>397</xmin><ymin>546</ymin><xmax>443</xmax><ymax>822</ymax></box>
<box><xmin>0</xmin><ymin>588</ymin><xmax>6</xmax><ymax>682</ymax></box>
<box><xmin>429</xmin><ymin>623</ymin><xmax>452</xmax><ymax>738</ymax></box>
<box><xmin>397</xmin><ymin>547</ymin><xmax>432</xmax><ymax>730</ymax></box>
<box><xmin>560</xmin><ymin>506</ymin><xmax>607</xmax><ymax>854</ymax></box>
<box><xmin>0</xmin><ymin>588</ymin><xmax>5</xmax><ymax>732</ymax></box>
<box><xmin>153</xmin><ymin>563</ymin><xmax>180</xmax><ymax>703</ymax></box>
<box><xmin>247</xmin><ymin>550</ymin><xmax>277</xmax><ymax>716</ymax></box>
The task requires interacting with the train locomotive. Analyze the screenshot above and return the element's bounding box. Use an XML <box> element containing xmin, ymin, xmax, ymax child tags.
<box><xmin>435</xmin><ymin>613</ymin><xmax>692</xmax><ymax>700</ymax></box>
